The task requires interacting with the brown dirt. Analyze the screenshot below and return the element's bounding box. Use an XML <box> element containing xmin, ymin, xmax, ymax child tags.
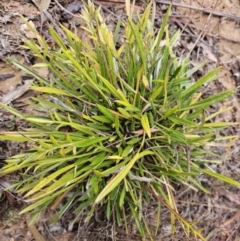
<box><xmin>0</xmin><ymin>0</ymin><xmax>240</xmax><ymax>240</ymax></box>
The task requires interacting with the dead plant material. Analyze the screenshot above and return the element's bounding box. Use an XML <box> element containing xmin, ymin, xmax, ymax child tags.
<box><xmin>0</xmin><ymin>79</ymin><xmax>33</xmax><ymax>104</ymax></box>
<box><xmin>26</xmin><ymin>215</ymin><xmax>46</xmax><ymax>241</ymax></box>
<box><xmin>53</xmin><ymin>0</ymin><xmax>83</xmax><ymax>20</ymax></box>
<box><xmin>0</xmin><ymin>74</ymin><xmax>15</xmax><ymax>81</ymax></box>
<box><xmin>156</xmin><ymin>0</ymin><xmax>240</xmax><ymax>22</ymax></box>
<box><xmin>220</xmin><ymin>211</ymin><xmax>240</xmax><ymax>234</ymax></box>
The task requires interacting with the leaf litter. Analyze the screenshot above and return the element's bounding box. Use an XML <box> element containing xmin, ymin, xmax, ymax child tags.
<box><xmin>0</xmin><ymin>0</ymin><xmax>240</xmax><ymax>240</ymax></box>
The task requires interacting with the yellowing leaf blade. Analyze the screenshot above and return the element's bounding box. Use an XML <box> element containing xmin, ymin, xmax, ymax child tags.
<box><xmin>95</xmin><ymin>150</ymin><xmax>154</xmax><ymax>204</ymax></box>
<box><xmin>25</xmin><ymin>164</ymin><xmax>75</xmax><ymax>197</ymax></box>
<box><xmin>141</xmin><ymin>114</ymin><xmax>151</xmax><ymax>138</ymax></box>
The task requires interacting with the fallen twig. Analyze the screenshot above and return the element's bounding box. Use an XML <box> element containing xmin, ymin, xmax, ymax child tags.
<box><xmin>43</xmin><ymin>10</ymin><xmax>65</xmax><ymax>38</ymax></box>
<box><xmin>53</xmin><ymin>0</ymin><xmax>83</xmax><ymax>19</ymax></box>
<box><xmin>156</xmin><ymin>0</ymin><xmax>240</xmax><ymax>22</ymax></box>
<box><xmin>186</xmin><ymin>0</ymin><xmax>216</xmax><ymax>58</ymax></box>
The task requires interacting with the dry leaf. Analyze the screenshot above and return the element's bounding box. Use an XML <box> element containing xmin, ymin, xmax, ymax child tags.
<box><xmin>199</xmin><ymin>43</ymin><xmax>218</xmax><ymax>63</ymax></box>
<box><xmin>0</xmin><ymin>64</ymin><xmax>25</xmax><ymax>94</ymax></box>
<box><xmin>62</xmin><ymin>1</ymin><xmax>83</xmax><ymax>20</ymax></box>
<box><xmin>0</xmin><ymin>74</ymin><xmax>15</xmax><ymax>81</ymax></box>
<box><xmin>20</xmin><ymin>21</ymin><xmax>37</xmax><ymax>38</ymax></box>
<box><xmin>218</xmin><ymin>187</ymin><xmax>240</xmax><ymax>205</ymax></box>
<box><xmin>0</xmin><ymin>79</ymin><xmax>33</xmax><ymax>104</ymax></box>
<box><xmin>40</xmin><ymin>0</ymin><xmax>51</xmax><ymax>26</ymax></box>
<box><xmin>0</xmin><ymin>15</ymin><xmax>12</xmax><ymax>24</ymax></box>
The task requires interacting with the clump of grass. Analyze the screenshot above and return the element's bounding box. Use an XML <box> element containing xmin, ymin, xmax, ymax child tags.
<box><xmin>0</xmin><ymin>1</ymin><xmax>239</xmax><ymax>240</ymax></box>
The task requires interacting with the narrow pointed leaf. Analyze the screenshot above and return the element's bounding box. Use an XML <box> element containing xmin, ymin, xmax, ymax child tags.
<box><xmin>95</xmin><ymin>150</ymin><xmax>154</xmax><ymax>204</ymax></box>
<box><xmin>141</xmin><ymin>114</ymin><xmax>151</xmax><ymax>138</ymax></box>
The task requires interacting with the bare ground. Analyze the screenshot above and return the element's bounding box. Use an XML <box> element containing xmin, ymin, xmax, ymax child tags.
<box><xmin>0</xmin><ymin>0</ymin><xmax>240</xmax><ymax>240</ymax></box>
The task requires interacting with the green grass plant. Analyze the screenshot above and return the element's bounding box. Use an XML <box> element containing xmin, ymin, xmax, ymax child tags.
<box><xmin>0</xmin><ymin>1</ymin><xmax>239</xmax><ymax>240</ymax></box>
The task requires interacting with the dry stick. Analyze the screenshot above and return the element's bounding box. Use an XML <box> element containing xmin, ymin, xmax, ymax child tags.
<box><xmin>53</xmin><ymin>0</ymin><xmax>83</xmax><ymax>19</ymax></box>
<box><xmin>53</xmin><ymin>0</ymin><xmax>119</xmax><ymax>22</ymax></box>
<box><xmin>93</xmin><ymin>1</ymin><xmax>120</xmax><ymax>18</ymax></box>
<box><xmin>229</xmin><ymin>0</ymin><xmax>240</xmax><ymax>10</ymax></box>
<box><xmin>54</xmin><ymin>0</ymin><xmax>119</xmax><ymax>19</ymax></box>
<box><xmin>156</xmin><ymin>0</ymin><xmax>240</xmax><ymax>22</ymax></box>
<box><xmin>199</xmin><ymin>0</ymin><xmax>219</xmax><ymax>43</ymax></box>
<box><xmin>174</xmin><ymin>200</ymin><xmax>238</xmax><ymax>212</ymax></box>
<box><xmin>186</xmin><ymin>0</ymin><xmax>216</xmax><ymax>59</ymax></box>
<box><xmin>222</xmin><ymin>210</ymin><xmax>240</xmax><ymax>227</ymax></box>
<box><xmin>43</xmin><ymin>10</ymin><xmax>65</xmax><ymax>38</ymax></box>
<box><xmin>206</xmin><ymin>210</ymin><xmax>240</xmax><ymax>240</ymax></box>
<box><xmin>50</xmin><ymin>189</ymin><xmax>71</xmax><ymax>210</ymax></box>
